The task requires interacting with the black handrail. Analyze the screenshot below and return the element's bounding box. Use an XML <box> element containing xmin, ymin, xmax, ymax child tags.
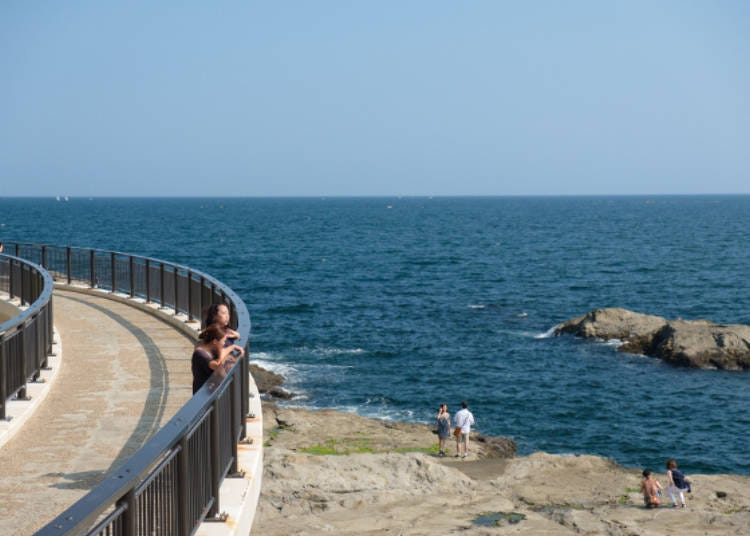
<box><xmin>0</xmin><ymin>253</ymin><xmax>55</xmax><ymax>420</ymax></box>
<box><xmin>6</xmin><ymin>243</ymin><xmax>253</xmax><ymax>536</ymax></box>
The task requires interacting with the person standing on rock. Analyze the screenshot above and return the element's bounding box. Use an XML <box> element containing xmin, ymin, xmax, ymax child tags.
<box><xmin>436</xmin><ymin>404</ymin><xmax>451</xmax><ymax>457</ymax></box>
<box><xmin>454</xmin><ymin>401</ymin><xmax>475</xmax><ymax>458</ymax></box>
<box><xmin>666</xmin><ymin>459</ymin><xmax>690</xmax><ymax>508</ymax></box>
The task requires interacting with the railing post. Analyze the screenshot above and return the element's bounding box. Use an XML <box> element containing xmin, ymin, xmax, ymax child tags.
<box><xmin>229</xmin><ymin>303</ymin><xmax>237</xmax><ymax>330</ymax></box>
<box><xmin>173</xmin><ymin>268</ymin><xmax>179</xmax><ymax>315</ymax></box>
<box><xmin>129</xmin><ymin>256</ymin><xmax>135</xmax><ymax>298</ymax></box>
<box><xmin>230</xmin><ymin>377</ymin><xmax>239</xmax><ymax>473</ymax></box>
<box><xmin>47</xmin><ymin>297</ymin><xmax>54</xmax><ymax>356</ymax></box>
<box><xmin>208</xmin><ymin>399</ymin><xmax>221</xmax><ymax>517</ymax></box>
<box><xmin>111</xmin><ymin>253</ymin><xmax>117</xmax><ymax>293</ymax></box>
<box><xmin>241</xmin><ymin>343</ymin><xmax>249</xmax><ymax>434</ymax></box>
<box><xmin>39</xmin><ymin>307</ymin><xmax>48</xmax><ymax>369</ymax></box>
<box><xmin>178</xmin><ymin>437</ymin><xmax>191</xmax><ymax>535</ymax></box>
<box><xmin>17</xmin><ymin>326</ymin><xmax>27</xmax><ymax>400</ymax></box>
<box><xmin>41</xmin><ymin>245</ymin><xmax>47</xmax><ymax>269</ymax></box>
<box><xmin>121</xmin><ymin>489</ymin><xmax>137</xmax><ymax>536</ymax></box>
<box><xmin>30</xmin><ymin>268</ymin><xmax>37</xmax><ymax>302</ymax></box>
<box><xmin>66</xmin><ymin>247</ymin><xmax>72</xmax><ymax>285</ymax></box>
<box><xmin>20</xmin><ymin>263</ymin><xmax>27</xmax><ymax>306</ymax></box>
<box><xmin>8</xmin><ymin>259</ymin><xmax>14</xmax><ymax>300</ymax></box>
<box><xmin>160</xmin><ymin>263</ymin><xmax>165</xmax><ymax>307</ymax></box>
<box><xmin>32</xmin><ymin>315</ymin><xmax>41</xmax><ymax>381</ymax></box>
<box><xmin>90</xmin><ymin>250</ymin><xmax>96</xmax><ymax>288</ymax></box>
<box><xmin>0</xmin><ymin>335</ymin><xmax>7</xmax><ymax>420</ymax></box>
<box><xmin>145</xmin><ymin>259</ymin><xmax>151</xmax><ymax>303</ymax></box>
<box><xmin>199</xmin><ymin>276</ymin><xmax>206</xmax><ymax>323</ymax></box>
<box><xmin>187</xmin><ymin>271</ymin><xmax>194</xmax><ymax>321</ymax></box>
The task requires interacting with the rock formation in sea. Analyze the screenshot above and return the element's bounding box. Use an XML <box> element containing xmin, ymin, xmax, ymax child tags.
<box><xmin>554</xmin><ymin>308</ymin><xmax>750</xmax><ymax>370</ymax></box>
<box><xmin>250</xmin><ymin>363</ymin><xmax>296</xmax><ymax>399</ymax></box>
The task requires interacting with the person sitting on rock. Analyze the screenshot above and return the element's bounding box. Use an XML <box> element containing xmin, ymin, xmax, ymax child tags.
<box><xmin>640</xmin><ymin>469</ymin><xmax>663</xmax><ymax>508</ymax></box>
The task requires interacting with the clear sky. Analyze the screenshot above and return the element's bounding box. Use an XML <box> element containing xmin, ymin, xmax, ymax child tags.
<box><xmin>1</xmin><ymin>1</ymin><xmax>748</xmax><ymax>196</ymax></box>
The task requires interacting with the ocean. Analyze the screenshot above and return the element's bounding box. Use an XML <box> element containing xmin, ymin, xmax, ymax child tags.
<box><xmin>2</xmin><ymin>196</ymin><xmax>749</xmax><ymax>474</ymax></box>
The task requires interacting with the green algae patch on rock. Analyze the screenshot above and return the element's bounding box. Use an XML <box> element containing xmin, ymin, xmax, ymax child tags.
<box><xmin>394</xmin><ymin>443</ymin><xmax>440</xmax><ymax>455</ymax></box>
<box><xmin>474</xmin><ymin>511</ymin><xmax>526</xmax><ymax>526</ymax></box>
<box><xmin>299</xmin><ymin>437</ymin><xmax>375</xmax><ymax>455</ymax></box>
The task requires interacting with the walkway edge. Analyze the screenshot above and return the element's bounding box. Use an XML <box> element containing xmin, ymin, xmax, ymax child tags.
<box><xmin>56</xmin><ymin>283</ymin><xmax>264</xmax><ymax>535</ymax></box>
<box><xmin>0</xmin><ymin>326</ymin><xmax>63</xmax><ymax>450</ymax></box>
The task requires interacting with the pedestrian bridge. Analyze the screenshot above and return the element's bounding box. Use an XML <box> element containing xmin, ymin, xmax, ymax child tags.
<box><xmin>0</xmin><ymin>244</ymin><xmax>263</xmax><ymax>536</ymax></box>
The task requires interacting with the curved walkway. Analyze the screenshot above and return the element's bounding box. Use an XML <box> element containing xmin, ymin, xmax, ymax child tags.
<box><xmin>0</xmin><ymin>289</ymin><xmax>195</xmax><ymax>536</ymax></box>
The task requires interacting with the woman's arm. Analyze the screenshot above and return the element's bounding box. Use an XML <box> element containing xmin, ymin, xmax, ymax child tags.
<box><xmin>226</xmin><ymin>328</ymin><xmax>240</xmax><ymax>340</ymax></box>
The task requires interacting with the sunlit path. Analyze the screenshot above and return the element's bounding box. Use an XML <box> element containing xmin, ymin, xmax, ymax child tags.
<box><xmin>0</xmin><ymin>289</ymin><xmax>195</xmax><ymax>536</ymax></box>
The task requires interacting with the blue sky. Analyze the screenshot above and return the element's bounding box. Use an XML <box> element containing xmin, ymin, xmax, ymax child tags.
<box><xmin>1</xmin><ymin>1</ymin><xmax>748</xmax><ymax>196</ymax></box>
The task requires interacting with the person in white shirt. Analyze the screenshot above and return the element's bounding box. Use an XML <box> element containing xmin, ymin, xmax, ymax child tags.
<box><xmin>453</xmin><ymin>401</ymin><xmax>475</xmax><ymax>458</ymax></box>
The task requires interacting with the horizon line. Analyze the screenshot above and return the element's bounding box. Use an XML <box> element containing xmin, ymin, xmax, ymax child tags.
<box><xmin>2</xmin><ymin>193</ymin><xmax>750</xmax><ymax>200</ymax></box>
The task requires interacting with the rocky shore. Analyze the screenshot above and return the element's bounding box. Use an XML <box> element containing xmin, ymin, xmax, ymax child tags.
<box><xmin>251</xmin><ymin>366</ymin><xmax>750</xmax><ymax>535</ymax></box>
<box><xmin>554</xmin><ymin>308</ymin><xmax>750</xmax><ymax>370</ymax></box>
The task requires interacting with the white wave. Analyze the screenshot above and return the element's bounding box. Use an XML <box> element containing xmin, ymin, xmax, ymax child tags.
<box><xmin>516</xmin><ymin>312</ymin><xmax>528</xmax><ymax>318</ymax></box>
<box><xmin>249</xmin><ymin>352</ymin><xmax>298</xmax><ymax>378</ymax></box>
<box><xmin>602</xmin><ymin>338</ymin><xmax>624</xmax><ymax>348</ymax></box>
<box><xmin>468</xmin><ymin>304</ymin><xmax>486</xmax><ymax>309</ymax></box>
<box><xmin>534</xmin><ymin>326</ymin><xmax>557</xmax><ymax>339</ymax></box>
<box><xmin>293</xmin><ymin>346</ymin><xmax>366</xmax><ymax>356</ymax></box>
<box><xmin>250</xmin><ymin>351</ymin><xmax>281</xmax><ymax>361</ymax></box>
<box><xmin>277</xmin><ymin>400</ymin><xmax>418</xmax><ymax>424</ymax></box>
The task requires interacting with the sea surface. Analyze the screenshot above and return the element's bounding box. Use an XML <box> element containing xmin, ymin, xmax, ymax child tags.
<box><xmin>2</xmin><ymin>196</ymin><xmax>749</xmax><ymax>474</ymax></box>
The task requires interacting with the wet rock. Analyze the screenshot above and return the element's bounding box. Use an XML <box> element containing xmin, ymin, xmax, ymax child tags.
<box><xmin>555</xmin><ymin>308</ymin><xmax>750</xmax><ymax>370</ymax></box>
<box><xmin>250</xmin><ymin>363</ymin><xmax>296</xmax><ymax>399</ymax></box>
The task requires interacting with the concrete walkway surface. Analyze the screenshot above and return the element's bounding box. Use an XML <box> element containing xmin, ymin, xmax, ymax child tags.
<box><xmin>0</xmin><ymin>289</ymin><xmax>196</xmax><ymax>536</ymax></box>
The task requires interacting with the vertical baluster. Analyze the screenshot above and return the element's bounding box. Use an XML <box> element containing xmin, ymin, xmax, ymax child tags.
<box><xmin>90</xmin><ymin>250</ymin><xmax>96</xmax><ymax>288</ymax></box>
<box><xmin>188</xmin><ymin>271</ymin><xmax>194</xmax><ymax>321</ymax></box>
<box><xmin>208</xmin><ymin>400</ymin><xmax>221</xmax><ymax>517</ymax></box>
<box><xmin>173</xmin><ymin>268</ymin><xmax>179</xmax><ymax>315</ymax></box>
<box><xmin>111</xmin><ymin>253</ymin><xmax>117</xmax><ymax>293</ymax></box>
<box><xmin>129</xmin><ymin>256</ymin><xmax>135</xmax><ymax>298</ymax></box>
<box><xmin>66</xmin><ymin>247</ymin><xmax>72</xmax><ymax>285</ymax></box>
<box><xmin>160</xmin><ymin>262</ymin><xmax>166</xmax><ymax>307</ymax></box>
<box><xmin>0</xmin><ymin>336</ymin><xmax>7</xmax><ymax>420</ymax></box>
<box><xmin>146</xmin><ymin>259</ymin><xmax>151</xmax><ymax>303</ymax></box>
<box><xmin>178</xmin><ymin>437</ymin><xmax>191</xmax><ymax>535</ymax></box>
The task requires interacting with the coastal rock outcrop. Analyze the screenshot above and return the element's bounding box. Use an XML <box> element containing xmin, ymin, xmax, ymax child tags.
<box><xmin>250</xmin><ymin>364</ymin><xmax>295</xmax><ymax>399</ymax></box>
<box><xmin>254</xmin><ymin>403</ymin><xmax>750</xmax><ymax>535</ymax></box>
<box><xmin>554</xmin><ymin>308</ymin><xmax>750</xmax><ymax>370</ymax></box>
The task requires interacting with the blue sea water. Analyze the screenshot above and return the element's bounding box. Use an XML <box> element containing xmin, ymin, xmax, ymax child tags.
<box><xmin>2</xmin><ymin>195</ymin><xmax>749</xmax><ymax>474</ymax></box>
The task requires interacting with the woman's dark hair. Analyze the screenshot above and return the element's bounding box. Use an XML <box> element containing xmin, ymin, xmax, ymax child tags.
<box><xmin>642</xmin><ymin>469</ymin><xmax>651</xmax><ymax>478</ymax></box>
<box><xmin>199</xmin><ymin>323</ymin><xmax>226</xmax><ymax>343</ymax></box>
<box><xmin>204</xmin><ymin>303</ymin><xmax>229</xmax><ymax>328</ymax></box>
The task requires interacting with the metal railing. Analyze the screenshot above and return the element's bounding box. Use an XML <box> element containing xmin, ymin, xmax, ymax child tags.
<box><xmin>0</xmin><ymin>254</ymin><xmax>55</xmax><ymax>420</ymax></box>
<box><xmin>5</xmin><ymin>243</ymin><xmax>252</xmax><ymax>536</ymax></box>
